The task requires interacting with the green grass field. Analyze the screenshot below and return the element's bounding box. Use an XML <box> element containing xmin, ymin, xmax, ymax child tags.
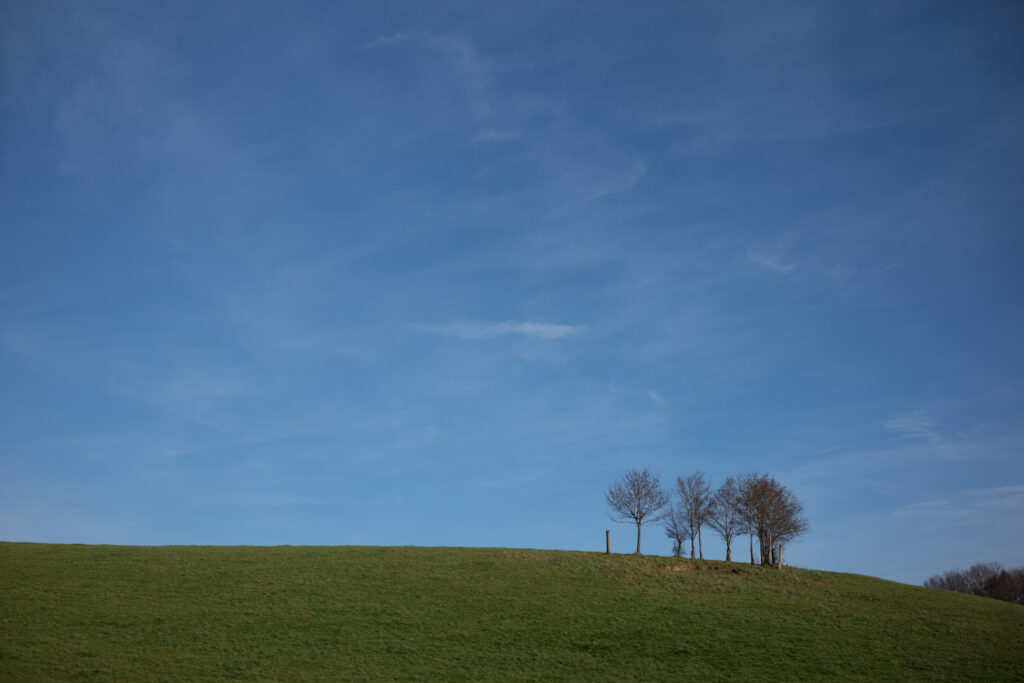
<box><xmin>2</xmin><ymin>543</ymin><xmax>1022</xmax><ymax>680</ymax></box>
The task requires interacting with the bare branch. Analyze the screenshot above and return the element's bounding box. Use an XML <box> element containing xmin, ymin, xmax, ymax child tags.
<box><xmin>676</xmin><ymin>472</ymin><xmax>713</xmax><ymax>559</ymax></box>
<box><xmin>706</xmin><ymin>476</ymin><xmax>744</xmax><ymax>562</ymax></box>
<box><xmin>663</xmin><ymin>503</ymin><xmax>691</xmax><ymax>558</ymax></box>
<box><xmin>925</xmin><ymin>562</ymin><xmax>1024</xmax><ymax>604</ymax></box>
<box><xmin>739</xmin><ymin>473</ymin><xmax>808</xmax><ymax>567</ymax></box>
<box><xmin>605</xmin><ymin>468</ymin><xmax>670</xmax><ymax>555</ymax></box>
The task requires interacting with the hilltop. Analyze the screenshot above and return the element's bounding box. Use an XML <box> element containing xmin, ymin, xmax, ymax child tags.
<box><xmin>2</xmin><ymin>543</ymin><xmax>1022</xmax><ymax>680</ymax></box>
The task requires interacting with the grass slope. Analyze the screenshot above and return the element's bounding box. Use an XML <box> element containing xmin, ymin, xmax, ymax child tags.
<box><xmin>2</xmin><ymin>543</ymin><xmax>1022</xmax><ymax>681</ymax></box>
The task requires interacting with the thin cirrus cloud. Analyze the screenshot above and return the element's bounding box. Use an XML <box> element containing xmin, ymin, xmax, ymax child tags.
<box><xmin>363</xmin><ymin>31</ymin><xmax>491</xmax><ymax>120</ymax></box>
<box><xmin>413</xmin><ymin>321</ymin><xmax>584</xmax><ymax>340</ymax></box>
<box><xmin>894</xmin><ymin>485</ymin><xmax>1024</xmax><ymax>519</ymax></box>
<box><xmin>746</xmin><ymin>248</ymin><xmax>796</xmax><ymax>275</ymax></box>
<box><xmin>884</xmin><ymin>413</ymin><xmax>942</xmax><ymax>442</ymax></box>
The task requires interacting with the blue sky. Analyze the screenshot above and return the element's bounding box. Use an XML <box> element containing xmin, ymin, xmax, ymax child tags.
<box><xmin>1</xmin><ymin>1</ymin><xmax>1022</xmax><ymax>584</ymax></box>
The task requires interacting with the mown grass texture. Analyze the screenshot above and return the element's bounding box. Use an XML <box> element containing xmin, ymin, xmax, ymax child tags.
<box><xmin>2</xmin><ymin>543</ymin><xmax>1022</xmax><ymax>680</ymax></box>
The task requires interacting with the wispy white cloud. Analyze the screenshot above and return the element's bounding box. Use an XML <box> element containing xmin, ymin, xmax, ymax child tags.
<box><xmin>362</xmin><ymin>32</ymin><xmax>409</xmax><ymax>49</ymax></box>
<box><xmin>537</xmin><ymin>136</ymin><xmax>648</xmax><ymax>207</ymax></box>
<box><xmin>746</xmin><ymin>248</ymin><xmax>796</xmax><ymax>274</ymax></box>
<box><xmin>883</xmin><ymin>412</ymin><xmax>956</xmax><ymax>459</ymax></box>
<box><xmin>896</xmin><ymin>498</ymin><xmax>950</xmax><ymax>514</ymax></box>
<box><xmin>363</xmin><ymin>29</ymin><xmax>647</xmax><ymax>209</ymax></box>
<box><xmin>107</xmin><ymin>359</ymin><xmax>245</xmax><ymax>431</ymax></box>
<box><xmin>893</xmin><ymin>484</ymin><xmax>1024</xmax><ymax>519</ymax></box>
<box><xmin>427</xmin><ymin>35</ymin><xmax>492</xmax><ymax>119</ymax></box>
<box><xmin>362</xmin><ymin>31</ymin><xmax>491</xmax><ymax>119</ymax></box>
<box><xmin>885</xmin><ymin>412</ymin><xmax>940</xmax><ymax>441</ymax></box>
<box><xmin>782</xmin><ymin>410</ymin><xmax>1024</xmax><ymax>496</ymax></box>
<box><xmin>971</xmin><ymin>485</ymin><xmax>1024</xmax><ymax>513</ymax></box>
<box><xmin>413</xmin><ymin>321</ymin><xmax>584</xmax><ymax>340</ymax></box>
<box><xmin>113</xmin><ymin>366</ymin><xmax>242</xmax><ymax>406</ymax></box>
<box><xmin>195</xmin><ymin>492</ymin><xmax>320</xmax><ymax>508</ymax></box>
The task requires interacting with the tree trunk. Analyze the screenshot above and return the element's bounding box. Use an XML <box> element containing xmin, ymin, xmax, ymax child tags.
<box><xmin>777</xmin><ymin>544</ymin><xmax>783</xmax><ymax>569</ymax></box>
<box><xmin>749</xmin><ymin>532</ymin><xmax>754</xmax><ymax>565</ymax></box>
<box><xmin>635</xmin><ymin>523</ymin><xmax>642</xmax><ymax>555</ymax></box>
<box><xmin>690</xmin><ymin>535</ymin><xmax>695</xmax><ymax>559</ymax></box>
<box><xmin>698</xmin><ymin>526</ymin><xmax>703</xmax><ymax>560</ymax></box>
<box><xmin>725</xmin><ymin>539</ymin><xmax>731</xmax><ymax>562</ymax></box>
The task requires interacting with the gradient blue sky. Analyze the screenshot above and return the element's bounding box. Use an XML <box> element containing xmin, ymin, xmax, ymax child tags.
<box><xmin>2</xmin><ymin>1</ymin><xmax>1022</xmax><ymax>584</ymax></box>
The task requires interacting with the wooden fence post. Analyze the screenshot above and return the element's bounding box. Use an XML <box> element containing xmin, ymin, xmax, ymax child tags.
<box><xmin>605</xmin><ymin>530</ymin><xmax>610</xmax><ymax>554</ymax></box>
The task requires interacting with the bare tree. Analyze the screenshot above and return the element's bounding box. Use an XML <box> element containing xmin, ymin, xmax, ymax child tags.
<box><xmin>740</xmin><ymin>474</ymin><xmax>808</xmax><ymax>566</ymax></box>
<box><xmin>925</xmin><ymin>566</ymin><xmax>974</xmax><ymax>594</ymax></box>
<box><xmin>925</xmin><ymin>562</ymin><xmax>1024</xmax><ymax>605</ymax></box>
<box><xmin>605</xmin><ymin>468</ymin><xmax>671</xmax><ymax>555</ymax></box>
<box><xmin>984</xmin><ymin>567</ymin><xmax>1024</xmax><ymax>605</ymax></box>
<box><xmin>706</xmin><ymin>476</ymin><xmax>743</xmax><ymax>562</ymax></box>
<box><xmin>676</xmin><ymin>472</ymin><xmax>713</xmax><ymax>559</ymax></box>
<box><xmin>737</xmin><ymin>473</ymin><xmax>757</xmax><ymax>565</ymax></box>
<box><xmin>767</xmin><ymin>489</ymin><xmax>807</xmax><ymax>568</ymax></box>
<box><xmin>663</xmin><ymin>502</ymin><xmax>691</xmax><ymax>558</ymax></box>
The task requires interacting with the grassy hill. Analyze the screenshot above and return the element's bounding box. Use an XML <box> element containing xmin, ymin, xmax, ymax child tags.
<box><xmin>2</xmin><ymin>543</ymin><xmax>1022</xmax><ymax>680</ymax></box>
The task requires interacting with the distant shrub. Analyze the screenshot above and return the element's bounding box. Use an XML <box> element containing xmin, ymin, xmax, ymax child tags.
<box><xmin>924</xmin><ymin>562</ymin><xmax>1024</xmax><ymax>605</ymax></box>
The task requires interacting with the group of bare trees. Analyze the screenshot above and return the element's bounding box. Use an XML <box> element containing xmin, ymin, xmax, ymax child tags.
<box><xmin>924</xmin><ymin>562</ymin><xmax>1024</xmax><ymax>605</ymax></box>
<box><xmin>605</xmin><ymin>468</ymin><xmax>807</xmax><ymax>567</ymax></box>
